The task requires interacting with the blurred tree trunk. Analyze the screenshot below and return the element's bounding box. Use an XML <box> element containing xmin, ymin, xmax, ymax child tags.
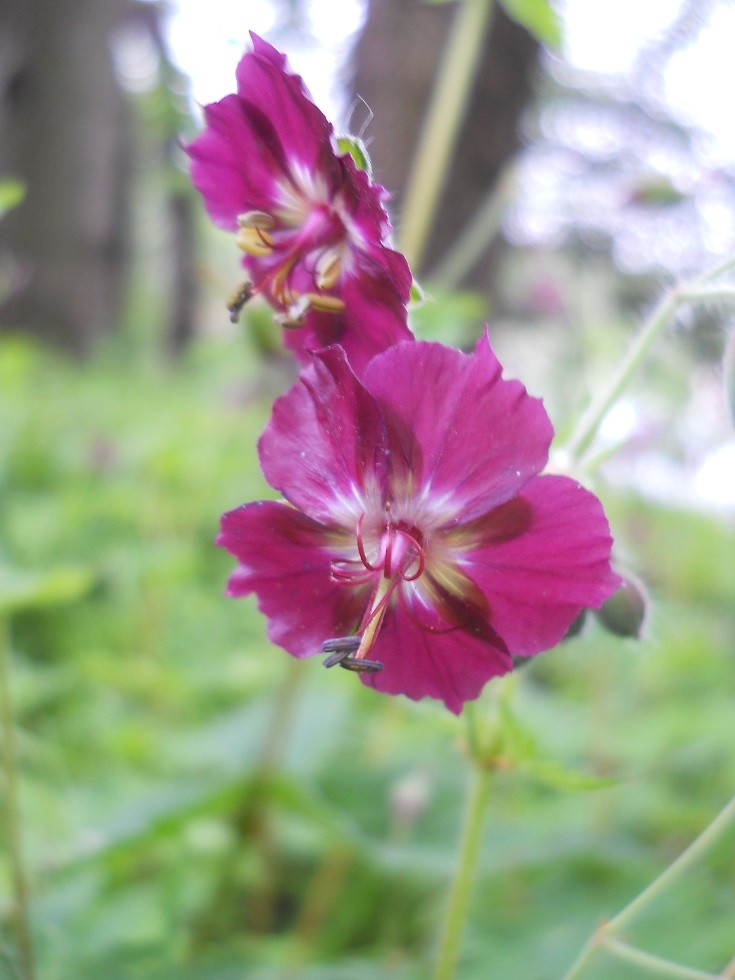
<box><xmin>351</xmin><ymin>0</ymin><xmax>540</xmax><ymax>285</ymax></box>
<box><xmin>166</xmin><ymin>190</ymin><xmax>196</xmax><ymax>356</ymax></box>
<box><xmin>0</xmin><ymin>0</ymin><xmax>132</xmax><ymax>354</ymax></box>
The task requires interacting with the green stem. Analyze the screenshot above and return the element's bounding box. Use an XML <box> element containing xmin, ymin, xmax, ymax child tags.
<box><xmin>563</xmin><ymin>793</ymin><xmax>735</xmax><ymax>980</ymax></box>
<box><xmin>398</xmin><ymin>0</ymin><xmax>495</xmax><ymax>273</ymax></box>
<box><xmin>606</xmin><ymin>793</ymin><xmax>735</xmax><ymax>935</ymax></box>
<box><xmin>564</xmin><ymin>253</ymin><xmax>735</xmax><ymax>466</ymax></box>
<box><xmin>601</xmin><ymin>936</ymin><xmax>720</xmax><ymax>980</ymax></box>
<box><xmin>433</xmin><ymin>763</ymin><xmax>491</xmax><ymax>980</ymax></box>
<box><xmin>698</xmin><ymin>254</ymin><xmax>735</xmax><ymax>283</ymax></box>
<box><xmin>564</xmin><ymin>285</ymin><xmax>680</xmax><ymax>464</ymax></box>
<box><xmin>428</xmin><ymin>164</ymin><xmax>516</xmax><ymax>289</ymax></box>
<box><xmin>0</xmin><ymin>618</ymin><xmax>35</xmax><ymax>980</ymax></box>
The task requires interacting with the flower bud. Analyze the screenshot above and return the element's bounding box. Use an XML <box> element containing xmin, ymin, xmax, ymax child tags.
<box><xmin>595</xmin><ymin>571</ymin><xmax>648</xmax><ymax>639</ymax></box>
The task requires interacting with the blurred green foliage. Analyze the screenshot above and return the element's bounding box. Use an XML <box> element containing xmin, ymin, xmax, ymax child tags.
<box><xmin>0</xmin><ymin>325</ymin><xmax>733</xmax><ymax>979</ymax></box>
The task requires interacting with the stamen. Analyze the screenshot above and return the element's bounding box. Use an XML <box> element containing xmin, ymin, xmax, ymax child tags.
<box><xmin>322</xmin><ymin>636</ymin><xmax>361</xmax><ymax>654</ymax></box>
<box><xmin>275</xmin><ymin>294</ymin><xmax>311</xmax><ymax>328</ymax></box>
<box><xmin>236</xmin><ymin>226</ymin><xmax>273</xmax><ymax>257</ymax></box>
<box><xmin>237</xmin><ymin>210</ymin><xmax>276</xmax><ymax>230</ymax></box>
<box><xmin>400</xmin><ymin>533</ymin><xmax>426</xmax><ymax>582</ymax></box>
<box><xmin>324</xmin><ymin>515</ymin><xmax>428</xmax><ymax>683</ymax></box>
<box><xmin>322</xmin><ymin>635</ymin><xmax>382</xmax><ymax>672</ymax></box>
<box><xmin>330</xmin><ymin>562</ymin><xmax>375</xmax><ymax>586</ymax></box>
<box><xmin>226</xmin><ymin>282</ymin><xmax>254</xmax><ymax>323</ymax></box>
<box><xmin>339</xmin><ymin>657</ymin><xmax>383</xmax><ymax>673</ymax></box>
<box><xmin>322</xmin><ymin>635</ymin><xmax>360</xmax><ymax>668</ymax></box>
<box><xmin>355</xmin><ymin>514</ymin><xmax>381</xmax><ymax>572</ymax></box>
<box><xmin>306</xmin><ymin>292</ymin><xmax>345</xmax><ymax>314</ymax></box>
<box><xmin>315</xmin><ymin>250</ymin><xmax>342</xmax><ymax>290</ymax></box>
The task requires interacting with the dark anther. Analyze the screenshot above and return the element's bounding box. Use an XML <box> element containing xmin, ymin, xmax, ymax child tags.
<box><xmin>227</xmin><ymin>282</ymin><xmax>254</xmax><ymax>323</ymax></box>
<box><xmin>339</xmin><ymin>657</ymin><xmax>383</xmax><ymax>674</ymax></box>
<box><xmin>323</xmin><ymin>649</ymin><xmax>349</xmax><ymax>668</ymax></box>
<box><xmin>322</xmin><ymin>636</ymin><xmax>361</xmax><ymax>654</ymax></box>
<box><xmin>322</xmin><ymin>635</ymin><xmax>360</xmax><ymax>668</ymax></box>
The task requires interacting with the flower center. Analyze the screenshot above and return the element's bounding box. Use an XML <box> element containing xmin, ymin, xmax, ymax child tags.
<box><xmin>324</xmin><ymin>513</ymin><xmax>426</xmax><ymax>673</ymax></box>
<box><xmin>228</xmin><ymin>206</ymin><xmax>347</xmax><ymax>326</ymax></box>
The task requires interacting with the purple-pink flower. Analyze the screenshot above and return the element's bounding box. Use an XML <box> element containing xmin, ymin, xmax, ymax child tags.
<box><xmin>217</xmin><ymin>334</ymin><xmax>620</xmax><ymax>714</ymax></box>
<box><xmin>186</xmin><ymin>33</ymin><xmax>412</xmax><ymax>375</ymax></box>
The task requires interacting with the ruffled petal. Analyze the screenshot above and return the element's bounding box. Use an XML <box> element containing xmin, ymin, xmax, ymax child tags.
<box><xmin>217</xmin><ymin>501</ymin><xmax>366</xmax><ymax>658</ymax></box>
<box><xmin>187</xmin><ymin>95</ymin><xmax>288</xmax><ymax>227</ymax></box>
<box><xmin>282</xmin><ymin>265</ymin><xmax>414</xmax><ymax>376</ymax></box>
<box><xmin>340</xmin><ymin>155</ymin><xmax>395</xmax><ymax>243</ymax></box>
<box><xmin>454</xmin><ymin>475</ymin><xmax>621</xmax><ymax>657</ymax></box>
<box><xmin>258</xmin><ymin>347</ymin><xmax>390</xmax><ymax>523</ymax></box>
<box><xmin>237</xmin><ymin>34</ymin><xmax>341</xmax><ymax>194</ymax></box>
<box><xmin>362</xmin><ymin>600</ymin><xmax>513</xmax><ymax>714</ymax></box>
<box><xmin>363</xmin><ymin>332</ymin><xmax>554</xmax><ymax>523</ymax></box>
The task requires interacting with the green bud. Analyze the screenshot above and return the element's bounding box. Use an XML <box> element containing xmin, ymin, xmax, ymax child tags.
<box><xmin>595</xmin><ymin>572</ymin><xmax>648</xmax><ymax>639</ymax></box>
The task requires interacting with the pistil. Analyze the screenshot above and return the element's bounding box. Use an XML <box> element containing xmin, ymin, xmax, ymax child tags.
<box><xmin>323</xmin><ymin>518</ymin><xmax>426</xmax><ymax>675</ymax></box>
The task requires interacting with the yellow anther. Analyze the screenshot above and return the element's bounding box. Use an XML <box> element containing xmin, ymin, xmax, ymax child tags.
<box><xmin>236</xmin><ymin>226</ymin><xmax>273</xmax><ymax>257</ymax></box>
<box><xmin>307</xmin><ymin>292</ymin><xmax>345</xmax><ymax>314</ymax></box>
<box><xmin>315</xmin><ymin>250</ymin><xmax>342</xmax><ymax>290</ymax></box>
<box><xmin>237</xmin><ymin>210</ymin><xmax>276</xmax><ymax>230</ymax></box>
<box><xmin>276</xmin><ymin>294</ymin><xmax>311</xmax><ymax>328</ymax></box>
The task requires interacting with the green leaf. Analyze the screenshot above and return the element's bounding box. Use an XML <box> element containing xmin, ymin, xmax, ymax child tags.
<box><xmin>0</xmin><ymin>564</ymin><xmax>94</xmax><ymax>615</ymax></box>
<box><xmin>0</xmin><ymin>178</ymin><xmax>25</xmax><ymax>214</ymax></box>
<box><xmin>336</xmin><ymin>135</ymin><xmax>373</xmax><ymax>176</ymax></box>
<box><xmin>499</xmin><ymin>0</ymin><xmax>562</xmax><ymax>48</ymax></box>
<box><xmin>516</xmin><ymin>757</ymin><xmax>618</xmax><ymax>792</ymax></box>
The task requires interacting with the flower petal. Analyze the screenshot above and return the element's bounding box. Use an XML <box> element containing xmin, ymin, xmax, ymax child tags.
<box><xmin>282</xmin><ymin>264</ymin><xmax>414</xmax><ymax>376</ymax></box>
<box><xmin>258</xmin><ymin>347</ymin><xmax>389</xmax><ymax>524</ymax></box>
<box><xmin>217</xmin><ymin>501</ymin><xmax>365</xmax><ymax>657</ymax></box>
<box><xmin>187</xmin><ymin>95</ymin><xmax>285</xmax><ymax>227</ymax></box>
<box><xmin>456</xmin><ymin>475</ymin><xmax>621</xmax><ymax>656</ymax></box>
<box><xmin>363</xmin><ymin>332</ymin><xmax>554</xmax><ymax>523</ymax></box>
<box><xmin>236</xmin><ymin>34</ymin><xmax>341</xmax><ymax>191</ymax></box>
<box><xmin>363</xmin><ymin>600</ymin><xmax>513</xmax><ymax>714</ymax></box>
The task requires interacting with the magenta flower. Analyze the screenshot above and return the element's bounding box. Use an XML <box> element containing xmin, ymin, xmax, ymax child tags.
<box><xmin>217</xmin><ymin>334</ymin><xmax>620</xmax><ymax>714</ymax></box>
<box><xmin>186</xmin><ymin>33</ymin><xmax>412</xmax><ymax>374</ymax></box>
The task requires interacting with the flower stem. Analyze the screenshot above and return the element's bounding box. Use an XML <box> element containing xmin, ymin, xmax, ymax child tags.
<box><xmin>563</xmin><ymin>792</ymin><xmax>735</xmax><ymax>980</ymax></box>
<box><xmin>601</xmin><ymin>935</ymin><xmax>719</xmax><ymax>980</ymax></box>
<box><xmin>564</xmin><ymin>253</ymin><xmax>735</xmax><ymax>466</ymax></box>
<box><xmin>433</xmin><ymin>761</ymin><xmax>491</xmax><ymax>980</ymax></box>
<box><xmin>606</xmin><ymin>792</ymin><xmax>735</xmax><ymax>935</ymax></box>
<box><xmin>0</xmin><ymin>618</ymin><xmax>35</xmax><ymax>980</ymax></box>
<box><xmin>564</xmin><ymin>286</ymin><xmax>680</xmax><ymax>464</ymax></box>
<box><xmin>399</xmin><ymin>0</ymin><xmax>495</xmax><ymax>273</ymax></box>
